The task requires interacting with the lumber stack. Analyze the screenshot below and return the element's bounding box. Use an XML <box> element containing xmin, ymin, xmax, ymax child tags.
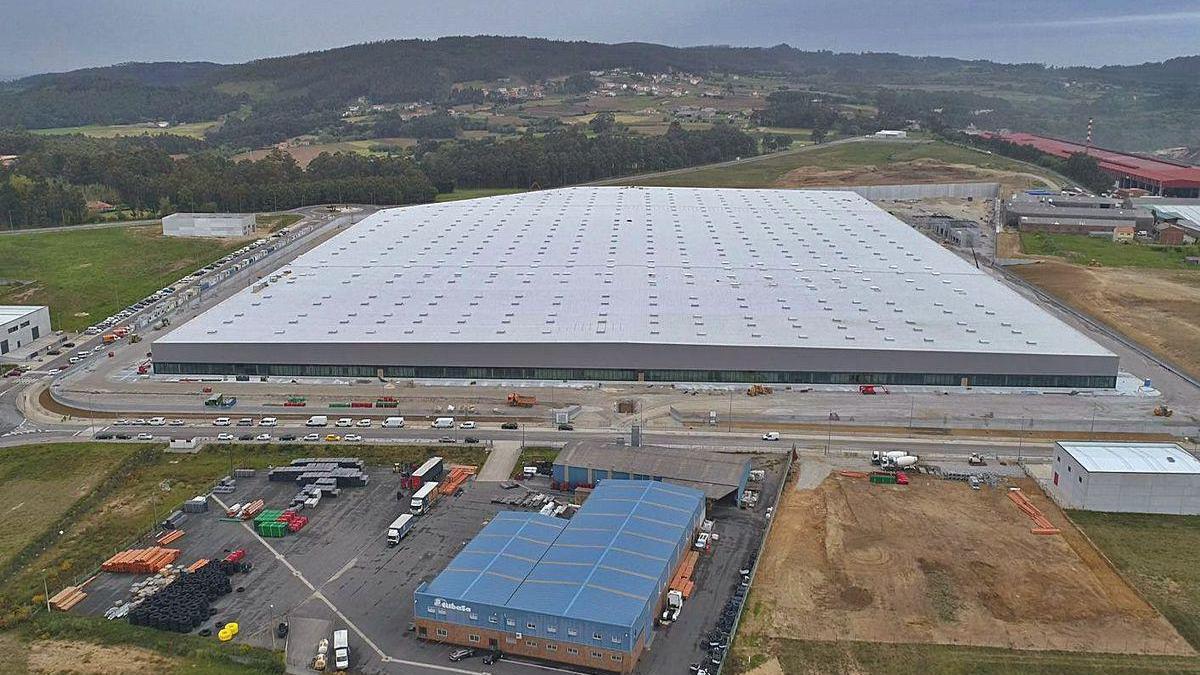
<box><xmin>101</xmin><ymin>547</ymin><xmax>182</xmax><ymax>574</ymax></box>
<box><xmin>1007</xmin><ymin>489</ymin><xmax>1061</xmax><ymax>535</ymax></box>
<box><xmin>185</xmin><ymin>559</ymin><xmax>209</xmax><ymax>573</ymax></box>
<box><xmin>49</xmin><ymin>585</ymin><xmax>87</xmax><ymax>611</ymax></box>
<box><xmin>156</xmin><ymin>529</ymin><xmax>185</xmax><ymax>546</ymax></box>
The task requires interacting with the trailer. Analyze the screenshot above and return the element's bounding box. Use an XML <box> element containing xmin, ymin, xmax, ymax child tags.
<box><xmin>410</xmin><ymin>482</ymin><xmax>440</xmax><ymax>515</ymax></box>
<box><xmin>386</xmin><ymin>513</ymin><xmax>415</xmax><ymax>546</ymax></box>
<box><xmin>409</xmin><ymin>456</ymin><xmax>445</xmax><ymax>488</ymax></box>
<box><xmin>204</xmin><ymin>393</ymin><xmax>236</xmax><ymax>408</ymax></box>
<box><xmin>507</xmin><ymin>392</ymin><xmax>536</xmax><ymax>407</ymax></box>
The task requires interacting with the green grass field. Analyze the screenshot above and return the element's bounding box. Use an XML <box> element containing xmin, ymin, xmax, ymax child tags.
<box><xmin>623</xmin><ymin>140</ymin><xmax>1060</xmax><ymax>189</ymax></box>
<box><xmin>1071</xmin><ymin>511</ymin><xmax>1200</xmax><ymax>649</ymax></box>
<box><xmin>30</xmin><ymin>121</ymin><xmax>218</xmax><ymax>139</ymax></box>
<box><xmin>1021</xmin><ymin>233</ymin><xmax>1200</xmax><ymax>269</ymax></box>
<box><xmin>510</xmin><ymin>446</ymin><xmax>562</xmax><ymax>478</ymax></box>
<box><xmin>436</xmin><ymin>187</ymin><xmax>526</xmax><ymax>202</ymax></box>
<box><xmin>0</xmin><ymin>225</ymin><xmax>240</xmax><ymax>331</ymax></box>
<box><xmin>256</xmin><ymin>213</ymin><xmax>302</xmax><ymax>232</ymax></box>
<box><xmin>730</xmin><ymin>638</ymin><xmax>1200</xmax><ymax>675</ymax></box>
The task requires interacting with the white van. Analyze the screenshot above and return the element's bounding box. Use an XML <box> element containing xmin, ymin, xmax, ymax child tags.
<box><xmin>259</xmin><ymin>417</ymin><xmax>277</xmax><ymax>427</ymax></box>
<box><xmin>332</xmin><ymin>629</ymin><xmax>349</xmax><ymax>670</ymax></box>
<box><xmin>306</xmin><ymin>415</ymin><xmax>328</xmax><ymax>427</ymax></box>
<box><xmin>431</xmin><ymin>417</ymin><xmax>454</xmax><ymax>429</ymax></box>
<box><xmin>382</xmin><ymin>417</ymin><xmax>406</xmax><ymax>428</ymax></box>
<box><xmin>761</xmin><ymin>431</ymin><xmax>780</xmax><ymax>441</ymax></box>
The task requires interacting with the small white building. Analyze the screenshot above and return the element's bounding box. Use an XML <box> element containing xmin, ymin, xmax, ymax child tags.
<box><xmin>873</xmin><ymin>129</ymin><xmax>908</xmax><ymax>139</ymax></box>
<box><xmin>0</xmin><ymin>305</ymin><xmax>51</xmax><ymax>356</ymax></box>
<box><xmin>162</xmin><ymin>213</ymin><xmax>256</xmax><ymax>238</ymax></box>
<box><xmin>1048</xmin><ymin>441</ymin><xmax>1200</xmax><ymax>515</ymax></box>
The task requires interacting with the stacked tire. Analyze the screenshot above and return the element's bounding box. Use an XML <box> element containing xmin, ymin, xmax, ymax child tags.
<box><xmin>128</xmin><ymin>564</ymin><xmax>233</xmax><ymax>632</ymax></box>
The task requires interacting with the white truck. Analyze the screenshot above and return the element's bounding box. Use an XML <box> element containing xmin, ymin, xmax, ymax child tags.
<box><xmin>410</xmin><ymin>482</ymin><xmax>440</xmax><ymax>514</ymax></box>
<box><xmin>332</xmin><ymin>629</ymin><xmax>349</xmax><ymax>670</ymax></box>
<box><xmin>431</xmin><ymin>417</ymin><xmax>454</xmax><ymax>429</ymax></box>
<box><xmin>306</xmin><ymin>415</ymin><xmax>328</xmax><ymax>427</ymax></box>
<box><xmin>660</xmin><ymin>589</ymin><xmax>684</xmax><ymax>624</ymax></box>
<box><xmin>386</xmin><ymin>513</ymin><xmax>415</xmax><ymax>546</ymax></box>
<box><xmin>382</xmin><ymin>416</ymin><xmax>406</xmax><ymax>428</ymax></box>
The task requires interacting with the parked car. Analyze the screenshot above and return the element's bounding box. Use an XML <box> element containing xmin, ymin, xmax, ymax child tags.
<box><xmin>762</xmin><ymin>431</ymin><xmax>780</xmax><ymax>441</ymax></box>
<box><xmin>213</xmin><ymin>417</ymin><xmax>232</xmax><ymax>426</ymax></box>
<box><xmin>438</xmin><ymin>437</ymin><xmax>456</xmax><ymax>444</ymax></box>
<box><xmin>217</xmin><ymin>433</ymin><xmax>235</xmax><ymax>441</ymax></box>
<box><xmin>136</xmin><ymin>433</ymin><xmax>154</xmax><ymax>441</ymax></box>
<box><xmin>255</xmin><ymin>433</ymin><xmax>272</xmax><ymax>441</ymax></box>
<box><xmin>280</xmin><ymin>434</ymin><xmax>297</xmax><ymax>442</ymax></box>
<box><xmin>344</xmin><ymin>433</ymin><xmax>363</xmax><ymax>442</ymax></box>
<box><xmin>482</xmin><ymin>650</ymin><xmax>504</xmax><ymax>665</ymax></box>
<box><xmin>335</xmin><ymin>418</ymin><xmax>353</xmax><ymax>427</ymax></box>
<box><xmin>95</xmin><ymin>433</ymin><xmax>114</xmax><ymax>440</ymax></box>
<box><xmin>302</xmin><ymin>433</ymin><xmax>320</xmax><ymax>442</ymax></box>
<box><xmin>238</xmin><ymin>434</ymin><xmax>254</xmax><ymax>441</ymax></box>
<box><xmin>325</xmin><ymin>434</ymin><xmax>342</xmax><ymax>442</ymax></box>
<box><xmin>459</xmin><ymin>421</ymin><xmax>476</xmax><ymax>429</ymax></box>
<box><xmin>557</xmin><ymin>423</ymin><xmax>574</xmax><ymax>431</ymax></box>
<box><xmin>114</xmin><ymin>433</ymin><xmax>132</xmax><ymax>440</ymax></box>
<box><xmin>168</xmin><ymin>419</ymin><xmax>185</xmax><ymax>426</ymax></box>
<box><xmin>501</xmin><ymin>421</ymin><xmax>519</xmax><ymax>430</ymax></box>
<box><xmin>464</xmin><ymin>437</ymin><xmax>480</xmax><ymax>444</ymax></box>
<box><xmin>449</xmin><ymin>648</ymin><xmax>477</xmax><ymax>662</ymax></box>
<box><xmin>355</xmin><ymin>419</ymin><xmax>371</xmax><ymax>427</ymax></box>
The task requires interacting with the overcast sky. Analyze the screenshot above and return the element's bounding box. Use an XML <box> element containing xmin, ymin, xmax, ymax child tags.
<box><xmin>3</xmin><ymin>0</ymin><xmax>1199</xmax><ymax>79</ymax></box>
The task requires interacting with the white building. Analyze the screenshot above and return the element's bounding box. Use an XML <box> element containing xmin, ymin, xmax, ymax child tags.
<box><xmin>1048</xmin><ymin>441</ymin><xmax>1200</xmax><ymax>515</ymax></box>
<box><xmin>0</xmin><ymin>306</ymin><xmax>51</xmax><ymax>356</ymax></box>
<box><xmin>162</xmin><ymin>213</ymin><xmax>256</xmax><ymax>238</ymax></box>
<box><xmin>873</xmin><ymin>130</ymin><xmax>908</xmax><ymax>139</ymax></box>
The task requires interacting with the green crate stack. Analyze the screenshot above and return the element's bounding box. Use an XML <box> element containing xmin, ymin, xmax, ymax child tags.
<box><xmin>329</xmin><ymin>402</ymin><xmax>350</xmax><ymax>408</ymax></box>
<box><xmin>258</xmin><ymin>521</ymin><xmax>288</xmax><ymax>537</ymax></box>
<box><xmin>254</xmin><ymin>509</ymin><xmax>284</xmax><ymax>526</ymax></box>
<box><xmin>869</xmin><ymin>474</ymin><xmax>897</xmax><ymax>485</ymax></box>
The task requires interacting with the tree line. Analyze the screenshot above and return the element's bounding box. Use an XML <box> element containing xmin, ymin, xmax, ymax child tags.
<box><xmin>0</xmin><ymin>120</ymin><xmax>760</xmax><ymax>228</ymax></box>
<box><xmin>952</xmin><ymin>132</ymin><xmax>1114</xmax><ymax>193</ymax></box>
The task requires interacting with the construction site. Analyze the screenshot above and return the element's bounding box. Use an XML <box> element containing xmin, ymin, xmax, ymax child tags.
<box><xmin>737</xmin><ymin>462</ymin><xmax>1195</xmax><ymax>667</ymax></box>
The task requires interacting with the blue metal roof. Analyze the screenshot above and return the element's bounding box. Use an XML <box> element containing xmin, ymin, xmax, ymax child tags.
<box><xmin>422</xmin><ymin>480</ymin><xmax>704</xmax><ymax>628</ymax></box>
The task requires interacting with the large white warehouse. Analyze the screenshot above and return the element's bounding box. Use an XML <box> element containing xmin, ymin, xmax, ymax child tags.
<box><xmin>162</xmin><ymin>213</ymin><xmax>256</xmax><ymax>238</ymax></box>
<box><xmin>1048</xmin><ymin>442</ymin><xmax>1200</xmax><ymax>515</ymax></box>
<box><xmin>0</xmin><ymin>305</ymin><xmax>51</xmax><ymax>356</ymax></box>
<box><xmin>152</xmin><ymin>187</ymin><xmax>1117</xmax><ymax>386</ymax></box>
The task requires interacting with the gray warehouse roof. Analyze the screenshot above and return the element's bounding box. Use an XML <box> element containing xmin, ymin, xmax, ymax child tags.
<box><xmin>1057</xmin><ymin>442</ymin><xmax>1200</xmax><ymax>474</ymax></box>
<box><xmin>157</xmin><ymin>187</ymin><xmax>1114</xmax><ymax>360</ymax></box>
<box><xmin>555</xmin><ymin>442</ymin><xmax>750</xmax><ymax>500</ymax></box>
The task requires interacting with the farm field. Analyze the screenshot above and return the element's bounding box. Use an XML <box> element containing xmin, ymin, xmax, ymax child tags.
<box><xmin>624</xmin><ymin>140</ymin><xmax>1059</xmax><ymax>190</ymax></box>
<box><xmin>30</xmin><ymin>121</ymin><xmax>218</xmax><ymax>139</ymax></box>
<box><xmin>731</xmin><ymin>469</ymin><xmax>1193</xmax><ymax>675</ymax></box>
<box><xmin>233</xmin><ymin>137</ymin><xmax>417</xmax><ymax>167</ymax></box>
<box><xmin>0</xmin><ymin>225</ymin><xmax>241</xmax><ymax>331</ymax></box>
<box><xmin>1012</xmin><ymin>261</ymin><xmax>1200</xmax><ymax>380</ymax></box>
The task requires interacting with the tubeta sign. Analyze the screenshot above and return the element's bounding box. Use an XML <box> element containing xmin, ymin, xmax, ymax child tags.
<box><xmin>434</xmin><ymin>598</ymin><xmax>472</xmax><ymax>613</ymax></box>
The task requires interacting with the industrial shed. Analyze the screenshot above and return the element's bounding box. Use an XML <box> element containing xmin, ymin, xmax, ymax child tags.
<box><xmin>413</xmin><ymin>480</ymin><xmax>704</xmax><ymax>673</ymax></box>
<box><xmin>1047</xmin><ymin>442</ymin><xmax>1200</xmax><ymax>515</ymax></box>
<box><xmin>552</xmin><ymin>442</ymin><xmax>752</xmax><ymax>504</ymax></box>
<box><xmin>162</xmin><ymin>212</ymin><xmax>255</xmax><ymax>238</ymax></box>
<box><xmin>153</xmin><ymin>187</ymin><xmax>1118</xmax><ymax>387</ymax></box>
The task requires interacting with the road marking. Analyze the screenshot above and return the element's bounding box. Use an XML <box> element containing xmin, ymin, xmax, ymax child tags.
<box><xmin>208</xmin><ymin>494</ymin><xmax>485</xmax><ymax>675</ymax></box>
<box><xmin>326</xmin><ymin>556</ymin><xmax>357</xmax><ymax>584</ymax></box>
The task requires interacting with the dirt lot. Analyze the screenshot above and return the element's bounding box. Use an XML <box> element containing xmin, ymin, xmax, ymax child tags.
<box><xmin>774</xmin><ymin>158</ymin><xmax>1050</xmax><ymax>192</ymax></box>
<box><xmin>25</xmin><ymin>639</ymin><xmax>173</xmax><ymax>673</ymax></box>
<box><xmin>1014</xmin><ymin>260</ymin><xmax>1200</xmax><ymax>381</ymax></box>
<box><xmin>741</xmin><ymin>470</ymin><xmax>1193</xmax><ymax>656</ymax></box>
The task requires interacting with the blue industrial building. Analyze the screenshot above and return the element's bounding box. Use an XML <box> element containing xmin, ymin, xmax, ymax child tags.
<box><xmin>414</xmin><ymin>480</ymin><xmax>705</xmax><ymax>672</ymax></box>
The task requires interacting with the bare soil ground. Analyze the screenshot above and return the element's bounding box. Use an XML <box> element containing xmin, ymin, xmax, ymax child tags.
<box><xmin>774</xmin><ymin>158</ymin><xmax>1050</xmax><ymax>192</ymax></box>
<box><xmin>1013</xmin><ymin>261</ymin><xmax>1200</xmax><ymax>381</ymax></box>
<box><xmin>741</xmin><ymin>471</ymin><xmax>1193</xmax><ymax>655</ymax></box>
<box><xmin>25</xmin><ymin>639</ymin><xmax>172</xmax><ymax>673</ymax></box>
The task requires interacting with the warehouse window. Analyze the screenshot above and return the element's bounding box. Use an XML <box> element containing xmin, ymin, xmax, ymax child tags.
<box><xmin>567</xmin><ymin>628</ymin><xmax>578</xmax><ymax>637</ymax></box>
<box><xmin>593</xmin><ymin>632</ymin><xmax>603</xmax><ymax>641</ymax></box>
<box><xmin>527</xmin><ymin>622</ymin><xmax>536</xmax><ymax>630</ymax></box>
<box><xmin>469</xmin><ymin>613</ymin><xmax>478</xmax><ymax>620</ymax></box>
<box><xmin>506</xmin><ymin>618</ymin><xmax>516</xmax><ymax>627</ymax></box>
<box><xmin>1079</xmin><ymin>476</ymin><xmax>1083</xmax><ymax>483</ymax></box>
<box><xmin>526</xmin><ymin>640</ymin><xmax>537</xmax><ymax>647</ymax></box>
<box><xmin>547</xmin><ymin>644</ymin><xmax>558</xmax><ymax>651</ymax></box>
<box><xmin>546</xmin><ymin>626</ymin><xmax>557</xmax><ymax>634</ymax></box>
<box><xmin>591</xmin><ymin>651</ymin><xmax>602</xmax><ymax>659</ymax></box>
<box><xmin>506</xmin><ymin>637</ymin><xmax>516</xmax><ymax>645</ymax></box>
<box><xmin>426</xmin><ymin>607</ymin><xmax>435</xmax><ymax>614</ymax></box>
<box><xmin>612</xmin><ymin>636</ymin><xmax>621</xmax><ymax>644</ymax></box>
<box><xmin>488</xmin><ymin>616</ymin><xmax>498</xmax><ymax>624</ymax></box>
<box><xmin>5</xmin><ymin>326</ymin><xmax>16</xmax><ymax>333</ymax></box>
<box><xmin>612</xmin><ymin>655</ymin><xmax>623</xmax><ymax>662</ymax></box>
<box><xmin>566</xmin><ymin>647</ymin><xmax>579</xmax><ymax>655</ymax></box>
<box><xmin>469</xmin><ymin>635</ymin><xmax>479</xmax><ymax>643</ymax></box>
<box><xmin>19</xmin><ymin>321</ymin><xmax>28</xmax><ymax>328</ymax></box>
<box><xmin>436</xmin><ymin>628</ymin><xmax>447</xmax><ymax>637</ymax></box>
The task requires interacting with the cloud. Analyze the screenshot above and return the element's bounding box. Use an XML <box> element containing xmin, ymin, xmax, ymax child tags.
<box><xmin>1007</xmin><ymin>10</ymin><xmax>1200</xmax><ymax>28</ymax></box>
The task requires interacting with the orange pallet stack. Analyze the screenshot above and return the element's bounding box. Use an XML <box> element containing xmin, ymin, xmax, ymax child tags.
<box><xmin>1007</xmin><ymin>489</ymin><xmax>1061</xmax><ymax>535</ymax></box>
<box><xmin>439</xmin><ymin>465</ymin><xmax>477</xmax><ymax>495</ymax></box>
<box><xmin>240</xmin><ymin>499</ymin><xmax>265</xmax><ymax>520</ymax></box>
<box><xmin>157</xmin><ymin>530</ymin><xmax>185</xmax><ymax>546</ymax></box>
<box><xmin>669</xmin><ymin>550</ymin><xmax>700</xmax><ymax>598</ymax></box>
<box><xmin>101</xmin><ymin>547</ymin><xmax>182</xmax><ymax>574</ymax></box>
<box><xmin>186</xmin><ymin>559</ymin><xmax>209</xmax><ymax>573</ymax></box>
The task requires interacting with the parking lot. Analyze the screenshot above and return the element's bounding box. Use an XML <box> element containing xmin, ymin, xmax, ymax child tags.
<box><xmin>71</xmin><ymin>454</ymin><xmax>784</xmax><ymax>675</ymax></box>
